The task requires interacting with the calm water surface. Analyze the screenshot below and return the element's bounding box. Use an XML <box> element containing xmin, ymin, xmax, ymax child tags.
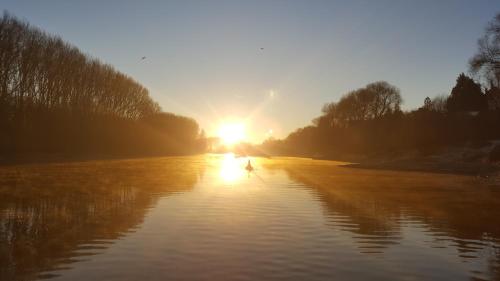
<box><xmin>1</xmin><ymin>154</ymin><xmax>500</xmax><ymax>280</ymax></box>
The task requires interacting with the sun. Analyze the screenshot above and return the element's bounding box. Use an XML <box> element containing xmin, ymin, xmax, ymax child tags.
<box><xmin>218</xmin><ymin>122</ymin><xmax>246</xmax><ymax>145</ymax></box>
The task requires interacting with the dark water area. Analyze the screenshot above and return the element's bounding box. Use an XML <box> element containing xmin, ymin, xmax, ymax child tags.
<box><xmin>1</xmin><ymin>154</ymin><xmax>500</xmax><ymax>281</ymax></box>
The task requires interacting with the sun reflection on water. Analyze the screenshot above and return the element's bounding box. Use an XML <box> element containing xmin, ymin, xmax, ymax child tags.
<box><xmin>219</xmin><ymin>153</ymin><xmax>247</xmax><ymax>183</ymax></box>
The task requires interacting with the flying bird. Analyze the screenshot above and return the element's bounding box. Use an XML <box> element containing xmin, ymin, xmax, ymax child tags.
<box><xmin>260</xmin><ymin>48</ymin><xmax>264</xmax><ymax>50</ymax></box>
<box><xmin>141</xmin><ymin>56</ymin><xmax>146</xmax><ymax>60</ymax></box>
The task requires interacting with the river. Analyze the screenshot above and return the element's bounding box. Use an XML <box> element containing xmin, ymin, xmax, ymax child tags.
<box><xmin>1</xmin><ymin>154</ymin><xmax>499</xmax><ymax>280</ymax></box>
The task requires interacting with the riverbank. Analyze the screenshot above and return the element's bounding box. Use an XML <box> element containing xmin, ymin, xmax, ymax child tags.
<box><xmin>341</xmin><ymin>141</ymin><xmax>500</xmax><ymax>178</ymax></box>
<box><xmin>345</xmin><ymin>157</ymin><xmax>499</xmax><ymax>176</ymax></box>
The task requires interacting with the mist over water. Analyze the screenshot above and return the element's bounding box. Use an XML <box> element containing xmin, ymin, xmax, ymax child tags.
<box><xmin>1</xmin><ymin>155</ymin><xmax>499</xmax><ymax>281</ymax></box>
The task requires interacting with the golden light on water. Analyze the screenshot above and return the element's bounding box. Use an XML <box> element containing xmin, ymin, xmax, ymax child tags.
<box><xmin>219</xmin><ymin>153</ymin><xmax>246</xmax><ymax>183</ymax></box>
<box><xmin>218</xmin><ymin>122</ymin><xmax>246</xmax><ymax>145</ymax></box>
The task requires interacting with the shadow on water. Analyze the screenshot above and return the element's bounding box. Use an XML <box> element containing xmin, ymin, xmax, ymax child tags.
<box><xmin>262</xmin><ymin>158</ymin><xmax>500</xmax><ymax>279</ymax></box>
<box><xmin>0</xmin><ymin>156</ymin><xmax>204</xmax><ymax>281</ymax></box>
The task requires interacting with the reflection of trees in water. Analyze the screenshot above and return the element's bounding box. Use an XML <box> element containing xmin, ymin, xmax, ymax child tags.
<box><xmin>313</xmin><ymin>192</ymin><xmax>403</xmax><ymax>253</ymax></box>
<box><xmin>263</xmin><ymin>159</ymin><xmax>500</xmax><ymax>278</ymax></box>
<box><xmin>0</xmin><ymin>156</ymin><xmax>204</xmax><ymax>281</ymax></box>
<box><xmin>280</xmin><ymin>166</ymin><xmax>404</xmax><ymax>253</ymax></box>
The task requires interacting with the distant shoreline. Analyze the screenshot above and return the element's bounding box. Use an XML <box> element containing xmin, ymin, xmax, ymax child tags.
<box><xmin>307</xmin><ymin>142</ymin><xmax>500</xmax><ymax>177</ymax></box>
<box><xmin>342</xmin><ymin>160</ymin><xmax>499</xmax><ymax>176</ymax></box>
<box><xmin>236</xmin><ymin>146</ymin><xmax>500</xmax><ymax>177</ymax></box>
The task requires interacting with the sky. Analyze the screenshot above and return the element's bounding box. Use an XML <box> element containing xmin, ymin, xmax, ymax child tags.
<box><xmin>2</xmin><ymin>0</ymin><xmax>499</xmax><ymax>143</ymax></box>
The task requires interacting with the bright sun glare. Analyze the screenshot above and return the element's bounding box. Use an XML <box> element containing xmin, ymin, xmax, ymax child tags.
<box><xmin>218</xmin><ymin>122</ymin><xmax>246</xmax><ymax>145</ymax></box>
<box><xmin>219</xmin><ymin>153</ymin><xmax>245</xmax><ymax>183</ymax></box>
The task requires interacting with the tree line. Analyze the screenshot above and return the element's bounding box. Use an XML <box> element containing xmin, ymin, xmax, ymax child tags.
<box><xmin>0</xmin><ymin>12</ymin><xmax>204</xmax><ymax>160</ymax></box>
<box><xmin>260</xmin><ymin>13</ymin><xmax>500</xmax><ymax>159</ymax></box>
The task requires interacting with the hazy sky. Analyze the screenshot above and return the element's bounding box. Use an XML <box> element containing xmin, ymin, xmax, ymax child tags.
<box><xmin>3</xmin><ymin>0</ymin><xmax>499</xmax><ymax>142</ymax></box>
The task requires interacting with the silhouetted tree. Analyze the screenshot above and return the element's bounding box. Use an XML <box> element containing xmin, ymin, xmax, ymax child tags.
<box><xmin>0</xmin><ymin>12</ymin><xmax>204</xmax><ymax>159</ymax></box>
<box><xmin>320</xmin><ymin>81</ymin><xmax>401</xmax><ymax>127</ymax></box>
<box><xmin>421</xmin><ymin>95</ymin><xmax>448</xmax><ymax>112</ymax></box>
<box><xmin>469</xmin><ymin>12</ymin><xmax>500</xmax><ymax>88</ymax></box>
<box><xmin>485</xmin><ymin>87</ymin><xmax>500</xmax><ymax>110</ymax></box>
<box><xmin>430</xmin><ymin>95</ymin><xmax>448</xmax><ymax>112</ymax></box>
<box><xmin>0</xmin><ymin>12</ymin><xmax>161</xmax><ymax>121</ymax></box>
<box><xmin>446</xmin><ymin>73</ymin><xmax>487</xmax><ymax>112</ymax></box>
<box><xmin>260</xmin><ymin>13</ymin><xmax>500</xmax><ymax>160</ymax></box>
<box><xmin>423</xmin><ymin>97</ymin><xmax>432</xmax><ymax>110</ymax></box>
<box><xmin>260</xmin><ymin>77</ymin><xmax>500</xmax><ymax>159</ymax></box>
<box><xmin>142</xmin><ymin>112</ymin><xmax>200</xmax><ymax>145</ymax></box>
<box><xmin>365</xmin><ymin>81</ymin><xmax>402</xmax><ymax>117</ymax></box>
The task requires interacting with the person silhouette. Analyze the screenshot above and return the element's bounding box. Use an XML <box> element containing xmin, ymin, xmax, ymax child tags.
<box><xmin>245</xmin><ymin>159</ymin><xmax>254</xmax><ymax>171</ymax></box>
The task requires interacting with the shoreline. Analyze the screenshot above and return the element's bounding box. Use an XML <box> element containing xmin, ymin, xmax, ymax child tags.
<box><xmin>342</xmin><ymin>160</ymin><xmax>499</xmax><ymax>176</ymax></box>
<box><xmin>307</xmin><ymin>146</ymin><xmax>500</xmax><ymax>179</ymax></box>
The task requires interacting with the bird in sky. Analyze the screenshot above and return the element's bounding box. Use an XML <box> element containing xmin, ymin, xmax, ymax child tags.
<box><xmin>141</xmin><ymin>56</ymin><xmax>146</xmax><ymax>60</ymax></box>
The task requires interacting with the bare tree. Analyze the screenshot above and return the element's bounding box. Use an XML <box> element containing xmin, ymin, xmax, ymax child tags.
<box><xmin>430</xmin><ymin>95</ymin><xmax>448</xmax><ymax>112</ymax></box>
<box><xmin>321</xmin><ymin>81</ymin><xmax>402</xmax><ymax>126</ymax></box>
<box><xmin>365</xmin><ymin>81</ymin><xmax>402</xmax><ymax>118</ymax></box>
<box><xmin>0</xmin><ymin>12</ymin><xmax>203</xmax><ymax>156</ymax></box>
<box><xmin>469</xmin><ymin>13</ymin><xmax>500</xmax><ymax>88</ymax></box>
<box><xmin>0</xmin><ymin>12</ymin><xmax>161</xmax><ymax>122</ymax></box>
